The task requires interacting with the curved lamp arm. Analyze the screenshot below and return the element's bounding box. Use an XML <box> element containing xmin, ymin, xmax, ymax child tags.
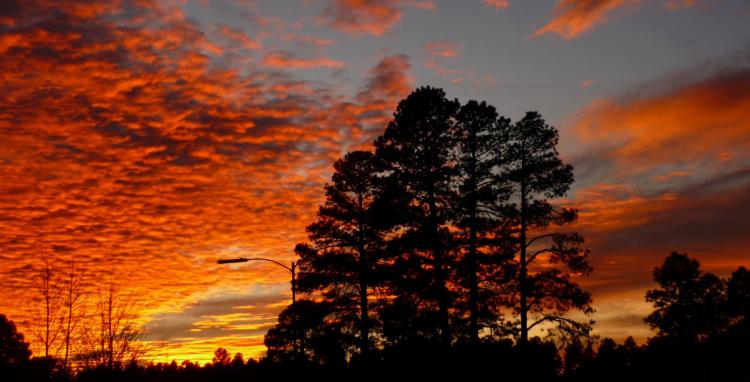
<box><xmin>217</xmin><ymin>257</ymin><xmax>293</xmax><ymax>272</ymax></box>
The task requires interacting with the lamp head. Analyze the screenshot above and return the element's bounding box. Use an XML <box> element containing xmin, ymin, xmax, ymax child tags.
<box><xmin>217</xmin><ymin>258</ymin><xmax>248</xmax><ymax>264</ymax></box>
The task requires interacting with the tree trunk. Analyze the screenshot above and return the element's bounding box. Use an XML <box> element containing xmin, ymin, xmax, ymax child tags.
<box><xmin>468</xmin><ymin>215</ymin><xmax>479</xmax><ymax>344</ymax></box>
<box><xmin>359</xmin><ymin>252</ymin><xmax>369</xmax><ymax>359</ymax></box>
<box><xmin>519</xmin><ymin>180</ymin><xmax>528</xmax><ymax>344</ymax></box>
<box><xmin>428</xmin><ymin>191</ymin><xmax>451</xmax><ymax>346</ymax></box>
<box><xmin>357</xmin><ymin>192</ymin><xmax>370</xmax><ymax>359</ymax></box>
<box><xmin>64</xmin><ymin>284</ymin><xmax>73</xmax><ymax>370</ymax></box>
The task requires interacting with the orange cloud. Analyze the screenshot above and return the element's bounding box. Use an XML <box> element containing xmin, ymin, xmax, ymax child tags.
<box><xmin>653</xmin><ymin>171</ymin><xmax>690</xmax><ymax>182</ymax></box>
<box><xmin>282</xmin><ymin>33</ymin><xmax>336</xmax><ymax>47</ymax></box>
<box><xmin>321</xmin><ymin>0</ymin><xmax>433</xmax><ymax>36</ymax></box>
<box><xmin>563</xmin><ymin>61</ymin><xmax>750</xmax><ymax>342</ymax></box>
<box><xmin>425</xmin><ymin>41</ymin><xmax>461</xmax><ymax>58</ymax></box>
<box><xmin>423</xmin><ymin>41</ymin><xmax>467</xmax><ymax>83</ymax></box>
<box><xmin>0</xmin><ymin>0</ymin><xmax>410</xmax><ymax>363</ymax></box>
<box><xmin>533</xmin><ymin>0</ymin><xmax>701</xmax><ymax>39</ymax></box>
<box><xmin>575</xmin><ymin>68</ymin><xmax>750</xmax><ymax>172</ymax></box>
<box><xmin>358</xmin><ymin>55</ymin><xmax>412</xmax><ymax>99</ymax></box>
<box><xmin>409</xmin><ymin>1</ymin><xmax>437</xmax><ymax>11</ymax></box>
<box><xmin>214</xmin><ymin>24</ymin><xmax>262</xmax><ymax>50</ymax></box>
<box><xmin>262</xmin><ymin>50</ymin><xmax>347</xmax><ymax>69</ymax></box>
<box><xmin>482</xmin><ymin>0</ymin><xmax>510</xmax><ymax>11</ymax></box>
<box><xmin>532</xmin><ymin>0</ymin><xmax>639</xmax><ymax>39</ymax></box>
<box><xmin>665</xmin><ymin>0</ymin><xmax>697</xmax><ymax>10</ymax></box>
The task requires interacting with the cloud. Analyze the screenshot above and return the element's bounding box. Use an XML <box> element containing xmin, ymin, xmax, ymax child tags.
<box><xmin>532</xmin><ymin>0</ymin><xmax>701</xmax><ymax>39</ymax></box>
<box><xmin>358</xmin><ymin>54</ymin><xmax>412</xmax><ymax>101</ymax></box>
<box><xmin>353</xmin><ymin>54</ymin><xmax>413</xmax><ymax>137</ymax></box>
<box><xmin>282</xmin><ymin>33</ymin><xmax>336</xmax><ymax>47</ymax></box>
<box><xmin>262</xmin><ymin>50</ymin><xmax>347</xmax><ymax>69</ymax></box>
<box><xmin>214</xmin><ymin>24</ymin><xmax>262</xmax><ymax>50</ymax></box>
<box><xmin>424</xmin><ymin>41</ymin><xmax>461</xmax><ymax>58</ymax></box>
<box><xmin>575</xmin><ymin>67</ymin><xmax>750</xmax><ymax>172</ymax></box>
<box><xmin>0</xmin><ymin>0</ymin><xmax>411</xmax><ymax>362</ymax></box>
<box><xmin>423</xmin><ymin>40</ymin><xmax>467</xmax><ymax>83</ymax></box>
<box><xmin>482</xmin><ymin>0</ymin><xmax>510</xmax><ymax>11</ymax></box>
<box><xmin>532</xmin><ymin>0</ymin><xmax>639</xmax><ymax>39</ymax></box>
<box><xmin>563</xmin><ymin>60</ymin><xmax>750</xmax><ymax>341</ymax></box>
<box><xmin>408</xmin><ymin>1</ymin><xmax>437</xmax><ymax>11</ymax></box>
<box><xmin>321</xmin><ymin>0</ymin><xmax>433</xmax><ymax>36</ymax></box>
<box><xmin>665</xmin><ymin>0</ymin><xmax>697</xmax><ymax>11</ymax></box>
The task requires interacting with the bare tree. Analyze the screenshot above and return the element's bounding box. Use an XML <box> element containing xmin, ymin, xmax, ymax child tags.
<box><xmin>73</xmin><ymin>280</ymin><xmax>145</xmax><ymax>370</ymax></box>
<box><xmin>28</xmin><ymin>253</ymin><xmax>63</xmax><ymax>359</ymax></box>
<box><xmin>60</xmin><ymin>260</ymin><xmax>85</xmax><ymax>372</ymax></box>
<box><xmin>95</xmin><ymin>282</ymin><xmax>145</xmax><ymax>369</ymax></box>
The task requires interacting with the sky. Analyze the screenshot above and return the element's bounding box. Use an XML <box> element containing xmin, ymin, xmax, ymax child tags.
<box><xmin>1</xmin><ymin>0</ymin><xmax>749</xmax><ymax>364</ymax></box>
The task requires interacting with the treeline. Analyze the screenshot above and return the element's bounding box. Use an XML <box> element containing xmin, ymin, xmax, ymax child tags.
<box><xmin>561</xmin><ymin>252</ymin><xmax>750</xmax><ymax>381</ymax></box>
<box><xmin>2</xmin><ymin>252</ymin><xmax>747</xmax><ymax>381</ymax></box>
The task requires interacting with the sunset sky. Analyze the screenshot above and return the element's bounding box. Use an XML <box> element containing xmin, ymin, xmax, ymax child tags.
<box><xmin>1</xmin><ymin>0</ymin><xmax>749</xmax><ymax>364</ymax></box>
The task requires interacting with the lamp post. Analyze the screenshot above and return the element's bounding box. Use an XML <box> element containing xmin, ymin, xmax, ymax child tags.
<box><xmin>217</xmin><ymin>257</ymin><xmax>296</xmax><ymax>304</ymax></box>
<box><xmin>217</xmin><ymin>256</ymin><xmax>301</xmax><ymax>359</ymax></box>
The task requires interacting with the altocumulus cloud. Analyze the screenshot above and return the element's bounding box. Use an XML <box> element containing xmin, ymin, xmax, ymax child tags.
<box><xmin>562</xmin><ymin>56</ymin><xmax>750</xmax><ymax>339</ymax></box>
<box><xmin>0</xmin><ymin>0</ymin><xmax>412</xmax><ymax>361</ymax></box>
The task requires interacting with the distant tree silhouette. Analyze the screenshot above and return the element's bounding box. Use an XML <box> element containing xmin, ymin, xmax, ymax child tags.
<box><xmin>453</xmin><ymin>100</ymin><xmax>511</xmax><ymax>343</ymax></box>
<box><xmin>294</xmin><ymin>150</ymin><xmax>392</xmax><ymax>360</ymax></box>
<box><xmin>637</xmin><ymin>252</ymin><xmax>750</xmax><ymax>381</ymax></box>
<box><xmin>264</xmin><ymin>300</ymin><xmax>346</xmax><ymax>367</ymax></box>
<box><xmin>645</xmin><ymin>252</ymin><xmax>726</xmax><ymax>342</ymax></box>
<box><xmin>719</xmin><ymin>265</ymin><xmax>750</xmax><ymax>380</ymax></box>
<box><xmin>231</xmin><ymin>352</ymin><xmax>244</xmax><ymax>368</ymax></box>
<box><xmin>374</xmin><ymin>86</ymin><xmax>461</xmax><ymax>346</ymax></box>
<box><xmin>211</xmin><ymin>348</ymin><xmax>230</xmax><ymax>366</ymax></box>
<box><xmin>727</xmin><ymin>266</ymin><xmax>750</xmax><ymax>328</ymax></box>
<box><xmin>500</xmin><ymin>111</ymin><xmax>592</xmax><ymax>343</ymax></box>
<box><xmin>0</xmin><ymin>314</ymin><xmax>31</xmax><ymax>371</ymax></box>
<box><xmin>561</xmin><ymin>337</ymin><xmax>594</xmax><ymax>379</ymax></box>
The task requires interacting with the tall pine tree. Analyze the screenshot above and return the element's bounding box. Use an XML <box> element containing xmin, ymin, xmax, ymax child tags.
<box><xmin>374</xmin><ymin>86</ymin><xmax>460</xmax><ymax>346</ymax></box>
<box><xmin>454</xmin><ymin>100</ymin><xmax>510</xmax><ymax>343</ymax></box>
<box><xmin>501</xmin><ymin>111</ymin><xmax>593</xmax><ymax>344</ymax></box>
<box><xmin>295</xmin><ymin>151</ymin><xmax>391</xmax><ymax>360</ymax></box>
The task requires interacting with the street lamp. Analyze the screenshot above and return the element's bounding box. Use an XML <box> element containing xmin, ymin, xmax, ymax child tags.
<box><xmin>217</xmin><ymin>257</ymin><xmax>296</xmax><ymax>304</ymax></box>
<box><xmin>218</xmin><ymin>256</ymin><xmax>302</xmax><ymax>358</ymax></box>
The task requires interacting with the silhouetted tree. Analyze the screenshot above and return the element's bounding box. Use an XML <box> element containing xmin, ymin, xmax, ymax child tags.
<box><xmin>453</xmin><ymin>100</ymin><xmax>511</xmax><ymax>343</ymax></box>
<box><xmin>29</xmin><ymin>253</ymin><xmax>63</xmax><ymax>359</ymax></box>
<box><xmin>500</xmin><ymin>111</ymin><xmax>592</xmax><ymax>343</ymax></box>
<box><xmin>0</xmin><ymin>314</ymin><xmax>31</xmax><ymax>372</ymax></box>
<box><xmin>295</xmin><ymin>150</ymin><xmax>392</xmax><ymax>360</ymax></box>
<box><xmin>645</xmin><ymin>252</ymin><xmax>726</xmax><ymax>342</ymax></box>
<box><xmin>211</xmin><ymin>348</ymin><xmax>230</xmax><ymax>366</ymax></box>
<box><xmin>231</xmin><ymin>352</ymin><xmax>245</xmax><ymax>368</ymax></box>
<box><xmin>77</xmin><ymin>282</ymin><xmax>144</xmax><ymax>370</ymax></box>
<box><xmin>562</xmin><ymin>337</ymin><xmax>594</xmax><ymax>379</ymax></box>
<box><xmin>374</xmin><ymin>86</ymin><xmax>460</xmax><ymax>346</ymax></box>
<box><xmin>264</xmin><ymin>300</ymin><xmax>346</xmax><ymax>368</ymax></box>
<box><xmin>727</xmin><ymin>266</ymin><xmax>750</xmax><ymax>328</ymax></box>
<box><xmin>61</xmin><ymin>260</ymin><xmax>85</xmax><ymax>373</ymax></box>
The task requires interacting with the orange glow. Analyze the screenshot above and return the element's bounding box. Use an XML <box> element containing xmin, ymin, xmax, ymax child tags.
<box><xmin>575</xmin><ymin>69</ymin><xmax>750</xmax><ymax>172</ymax></box>
<box><xmin>0</xmin><ymin>0</ymin><xmax>412</xmax><ymax>362</ymax></box>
